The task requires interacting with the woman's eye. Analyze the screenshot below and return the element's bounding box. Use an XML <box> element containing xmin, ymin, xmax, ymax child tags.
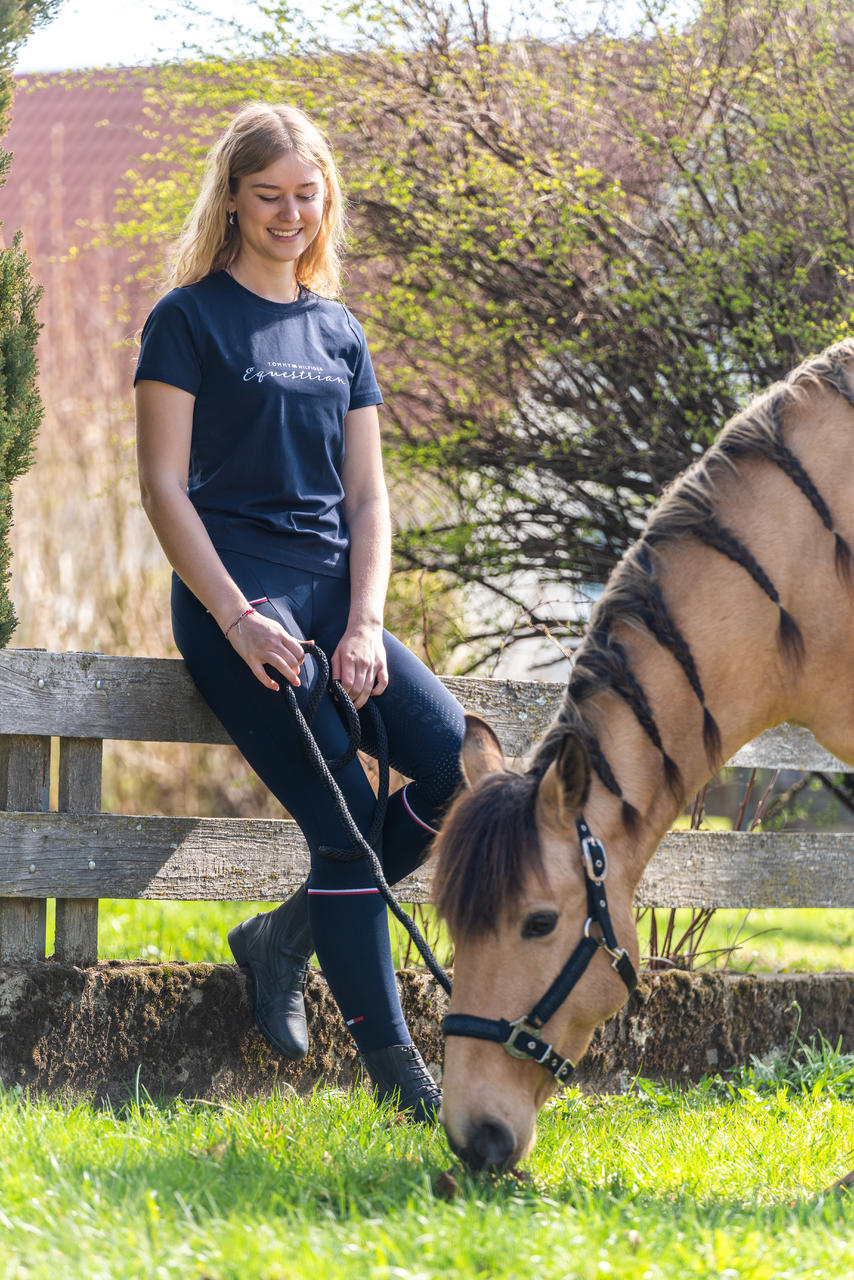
<box><xmin>258</xmin><ymin>195</ymin><xmax>278</xmax><ymax>203</ymax></box>
<box><xmin>521</xmin><ymin>911</ymin><xmax>558</xmax><ymax>940</ymax></box>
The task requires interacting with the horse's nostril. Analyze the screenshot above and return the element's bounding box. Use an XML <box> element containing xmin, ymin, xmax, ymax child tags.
<box><xmin>467</xmin><ymin>1118</ymin><xmax>516</xmax><ymax>1170</ymax></box>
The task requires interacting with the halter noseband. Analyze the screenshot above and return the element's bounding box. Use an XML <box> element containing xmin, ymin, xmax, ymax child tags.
<box><xmin>442</xmin><ymin>816</ymin><xmax>638</xmax><ymax>1086</ymax></box>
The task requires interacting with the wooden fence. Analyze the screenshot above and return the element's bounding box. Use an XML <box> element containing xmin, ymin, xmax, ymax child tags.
<box><xmin>1</xmin><ymin>648</ymin><xmax>853</xmax><ymax>967</ymax></box>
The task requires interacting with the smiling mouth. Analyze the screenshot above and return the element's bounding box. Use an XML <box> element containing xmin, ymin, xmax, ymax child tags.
<box><xmin>269</xmin><ymin>227</ymin><xmax>301</xmax><ymax>241</ymax></box>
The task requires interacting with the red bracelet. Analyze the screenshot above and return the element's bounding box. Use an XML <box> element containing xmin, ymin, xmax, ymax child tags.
<box><xmin>224</xmin><ymin>607</ymin><xmax>255</xmax><ymax>638</ymax></box>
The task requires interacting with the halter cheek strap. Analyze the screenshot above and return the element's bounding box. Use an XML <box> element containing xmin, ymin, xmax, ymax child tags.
<box><xmin>442</xmin><ymin>816</ymin><xmax>638</xmax><ymax>1086</ymax></box>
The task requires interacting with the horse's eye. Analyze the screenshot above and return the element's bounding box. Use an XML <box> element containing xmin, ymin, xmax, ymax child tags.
<box><xmin>521</xmin><ymin>911</ymin><xmax>559</xmax><ymax>940</ymax></box>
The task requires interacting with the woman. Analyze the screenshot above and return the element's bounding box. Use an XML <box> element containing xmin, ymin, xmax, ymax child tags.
<box><xmin>135</xmin><ymin>103</ymin><xmax>464</xmax><ymax>1122</ymax></box>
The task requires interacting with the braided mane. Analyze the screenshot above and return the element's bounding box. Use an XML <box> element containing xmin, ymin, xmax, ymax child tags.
<box><xmin>434</xmin><ymin>340</ymin><xmax>854</xmax><ymax>936</ymax></box>
<box><xmin>533</xmin><ymin>340</ymin><xmax>854</xmax><ymax>819</ymax></box>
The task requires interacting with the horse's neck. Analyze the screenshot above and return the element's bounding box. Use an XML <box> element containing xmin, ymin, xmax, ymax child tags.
<box><xmin>580</xmin><ymin>540</ymin><xmax>809</xmax><ymax>887</ymax></box>
<box><xmin>577</xmin><ymin>368</ymin><xmax>854</xmax><ymax>887</ymax></box>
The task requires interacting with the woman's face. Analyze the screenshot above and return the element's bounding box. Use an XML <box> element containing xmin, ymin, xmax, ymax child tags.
<box><xmin>227</xmin><ymin>151</ymin><xmax>325</xmax><ymax>272</ymax></box>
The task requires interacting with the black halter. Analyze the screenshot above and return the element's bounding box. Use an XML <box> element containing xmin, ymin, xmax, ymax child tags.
<box><xmin>442</xmin><ymin>816</ymin><xmax>638</xmax><ymax>1085</ymax></box>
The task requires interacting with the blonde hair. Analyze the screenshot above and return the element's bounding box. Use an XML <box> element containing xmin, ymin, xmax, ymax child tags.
<box><xmin>169</xmin><ymin>103</ymin><xmax>344</xmax><ymax>295</ymax></box>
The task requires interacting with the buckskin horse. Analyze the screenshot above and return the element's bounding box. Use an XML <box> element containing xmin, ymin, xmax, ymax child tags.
<box><xmin>432</xmin><ymin>339</ymin><xmax>854</xmax><ymax>1171</ymax></box>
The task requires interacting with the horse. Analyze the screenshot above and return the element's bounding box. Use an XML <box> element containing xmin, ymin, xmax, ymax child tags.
<box><xmin>431</xmin><ymin>338</ymin><xmax>854</xmax><ymax>1171</ymax></box>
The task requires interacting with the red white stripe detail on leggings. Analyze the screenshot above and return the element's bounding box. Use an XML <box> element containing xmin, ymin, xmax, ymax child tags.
<box><xmin>402</xmin><ymin>783</ymin><xmax>439</xmax><ymax>835</ymax></box>
<box><xmin>307</xmin><ymin>887</ymin><xmax>380</xmax><ymax>895</ymax></box>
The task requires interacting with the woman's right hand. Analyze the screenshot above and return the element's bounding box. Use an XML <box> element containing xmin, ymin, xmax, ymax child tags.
<box><xmin>224</xmin><ymin>608</ymin><xmax>309</xmax><ymax>691</ymax></box>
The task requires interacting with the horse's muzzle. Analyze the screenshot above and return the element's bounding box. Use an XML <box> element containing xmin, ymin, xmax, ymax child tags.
<box><xmin>451</xmin><ymin>1116</ymin><xmax>517</xmax><ymax>1171</ymax></box>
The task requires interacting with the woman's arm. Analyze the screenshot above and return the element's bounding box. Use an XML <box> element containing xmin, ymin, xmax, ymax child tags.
<box><xmin>333</xmin><ymin>403</ymin><xmax>391</xmax><ymax>709</ymax></box>
<box><xmin>135</xmin><ymin>379</ymin><xmax>306</xmax><ymax>691</ymax></box>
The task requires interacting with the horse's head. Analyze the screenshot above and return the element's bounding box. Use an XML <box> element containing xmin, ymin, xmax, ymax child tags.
<box><xmin>434</xmin><ymin>714</ymin><xmax>639</xmax><ymax>1170</ymax></box>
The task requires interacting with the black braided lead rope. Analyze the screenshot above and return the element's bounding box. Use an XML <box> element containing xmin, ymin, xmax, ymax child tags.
<box><xmin>300</xmin><ymin>644</ymin><xmax>361</xmax><ymax>773</ymax></box>
<box><xmin>282</xmin><ymin>645</ymin><xmax>452</xmax><ymax>996</ymax></box>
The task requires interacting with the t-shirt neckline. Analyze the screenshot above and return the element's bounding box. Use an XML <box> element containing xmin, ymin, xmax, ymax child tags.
<box><xmin>218</xmin><ymin>270</ymin><xmax>315</xmax><ymax>314</ymax></box>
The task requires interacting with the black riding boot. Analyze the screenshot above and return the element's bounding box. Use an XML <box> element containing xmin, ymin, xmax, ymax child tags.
<box><xmin>359</xmin><ymin>1043</ymin><xmax>441</xmax><ymax>1124</ymax></box>
<box><xmin>228</xmin><ymin>881</ymin><xmax>313</xmax><ymax>1060</ymax></box>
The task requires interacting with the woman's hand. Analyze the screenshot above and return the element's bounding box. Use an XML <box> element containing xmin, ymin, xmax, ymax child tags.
<box><xmin>225</xmin><ymin>608</ymin><xmax>308</xmax><ymax>692</ymax></box>
<box><xmin>331</xmin><ymin>624</ymin><xmax>389</xmax><ymax>709</ymax></box>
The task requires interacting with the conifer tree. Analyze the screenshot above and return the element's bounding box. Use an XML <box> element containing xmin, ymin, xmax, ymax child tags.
<box><xmin>0</xmin><ymin>1</ymin><xmax>62</xmax><ymax>645</ymax></box>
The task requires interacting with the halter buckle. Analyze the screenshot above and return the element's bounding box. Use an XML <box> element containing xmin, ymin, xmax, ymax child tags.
<box><xmin>580</xmin><ymin>834</ymin><xmax>607</xmax><ymax>884</ymax></box>
<box><xmin>502</xmin><ymin>1016</ymin><xmax>549</xmax><ymax>1062</ymax></box>
<box><xmin>502</xmin><ymin>1016</ymin><xmax>576</xmax><ymax>1085</ymax></box>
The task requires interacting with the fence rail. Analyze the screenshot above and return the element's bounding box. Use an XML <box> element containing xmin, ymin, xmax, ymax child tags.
<box><xmin>0</xmin><ymin>649</ymin><xmax>850</xmax><ymax>965</ymax></box>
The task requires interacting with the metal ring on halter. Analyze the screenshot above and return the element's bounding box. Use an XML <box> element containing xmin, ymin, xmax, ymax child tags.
<box><xmin>584</xmin><ymin>914</ymin><xmax>630</xmax><ymax>969</ymax></box>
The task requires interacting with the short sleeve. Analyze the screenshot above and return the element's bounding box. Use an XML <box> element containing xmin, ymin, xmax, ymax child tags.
<box><xmin>134</xmin><ymin>289</ymin><xmax>203</xmax><ymax>395</ymax></box>
<box><xmin>344</xmin><ymin>310</ymin><xmax>383</xmax><ymax>410</ymax></box>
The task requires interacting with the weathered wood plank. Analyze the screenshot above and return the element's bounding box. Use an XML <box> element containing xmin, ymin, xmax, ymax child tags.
<box><xmin>440</xmin><ymin>676</ymin><xmax>563</xmax><ymax>756</ymax></box>
<box><xmin>0</xmin><ymin>650</ymin><xmax>231</xmax><ymax>744</ymax></box>
<box><xmin>0</xmin><ymin>810</ymin><xmax>431</xmax><ymax>901</ymax></box>
<box><xmin>58</xmin><ymin>738</ymin><xmax>102</xmax><ymax>810</ymax></box>
<box><xmin>0</xmin><ymin>811</ymin><xmax>852</xmax><ymax>908</ymax></box>
<box><xmin>0</xmin><ymin>651</ymin><xmax>567</xmax><ymax>751</ymax></box>
<box><xmin>0</xmin><ymin>650</ymin><xmax>849</xmax><ymax>771</ymax></box>
<box><xmin>54</xmin><ymin>738</ymin><xmax>102</xmax><ymax>965</ymax></box>
<box><xmin>726</xmin><ymin>724</ymin><xmax>851</xmax><ymax>772</ymax></box>
<box><xmin>0</xmin><ymin>736</ymin><xmax>50</xmax><ymax>962</ymax></box>
<box><xmin>638</xmin><ymin>830</ymin><xmax>854</xmax><ymax>908</ymax></box>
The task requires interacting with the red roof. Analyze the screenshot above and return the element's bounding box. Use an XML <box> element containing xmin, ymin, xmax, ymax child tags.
<box><xmin>0</xmin><ymin>70</ymin><xmax>155</xmax><ymax>262</ymax></box>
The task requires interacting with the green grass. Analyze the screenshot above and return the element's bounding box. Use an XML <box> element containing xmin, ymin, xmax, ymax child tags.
<box><xmin>42</xmin><ymin>898</ymin><xmax>458</xmax><ymax>970</ymax></box>
<box><xmin>37</xmin><ymin>899</ymin><xmax>854</xmax><ymax>974</ymax></box>
<box><xmin>3</xmin><ymin>1048</ymin><xmax>854</xmax><ymax>1280</ymax></box>
<box><xmin>637</xmin><ymin>907</ymin><xmax>854</xmax><ymax>974</ymax></box>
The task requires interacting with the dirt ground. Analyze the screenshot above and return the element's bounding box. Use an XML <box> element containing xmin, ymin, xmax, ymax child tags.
<box><xmin>1</xmin><ymin>963</ymin><xmax>852</xmax><ymax>1103</ymax></box>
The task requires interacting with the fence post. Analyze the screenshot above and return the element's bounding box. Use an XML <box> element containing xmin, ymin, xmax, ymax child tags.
<box><xmin>54</xmin><ymin>737</ymin><xmax>102</xmax><ymax>965</ymax></box>
<box><xmin>0</xmin><ymin>734</ymin><xmax>50</xmax><ymax>963</ymax></box>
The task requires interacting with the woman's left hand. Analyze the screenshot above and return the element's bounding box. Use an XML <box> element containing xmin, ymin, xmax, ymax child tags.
<box><xmin>331</xmin><ymin>624</ymin><xmax>389</xmax><ymax>709</ymax></box>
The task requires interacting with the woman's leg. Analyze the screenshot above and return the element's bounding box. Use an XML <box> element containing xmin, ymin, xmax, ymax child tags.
<box><xmin>171</xmin><ymin>566</ymin><xmax>379</xmax><ymax>851</ymax></box>
<box><xmin>308</xmin><ymin>577</ymin><xmax>466</xmax><ymax>888</ymax></box>
<box><xmin>365</xmin><ymin>630</ymin><xmax>466</xmax><ymax>885</ymax></box>
<box><xmin>172</xmin><ymin>566</ymin><xmax>414</xmax><ymax>1058</ymax></box>
<box><xmin>309</xmin><ymin>620</ymin><xmax>465</xmax><ymax>886</ymax></box>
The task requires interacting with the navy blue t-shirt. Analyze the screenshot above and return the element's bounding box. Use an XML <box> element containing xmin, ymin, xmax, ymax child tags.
<box><xmin>134</xmin><ymin>271</ymin><xmax>383</xmax><ymax>577</ymax></box>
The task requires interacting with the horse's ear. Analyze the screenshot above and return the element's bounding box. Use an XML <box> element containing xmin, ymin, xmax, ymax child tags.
<box><xmin>536</xmin><ymin>731</ymin><xmax>591</xmax><ymax>832</ymax></box>
<box><xmin>460</xmin><ymin>713</ymin><xmax>506</xmax><ymax>788</ymax></box>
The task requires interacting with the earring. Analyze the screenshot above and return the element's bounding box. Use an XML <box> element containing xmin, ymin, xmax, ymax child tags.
<box><xmin>227</xmin><ymin>210</ymin><xmax>237</xmax><ymax>227</ymax></box>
